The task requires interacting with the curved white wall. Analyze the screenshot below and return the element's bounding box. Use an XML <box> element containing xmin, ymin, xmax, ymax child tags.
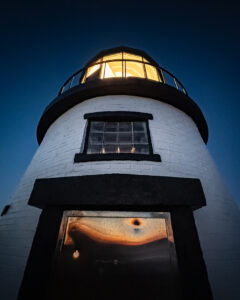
<box><xmin>0</xmin><ymin>95</ymin><xmax>240</xmax><ymax>299</ymax></box>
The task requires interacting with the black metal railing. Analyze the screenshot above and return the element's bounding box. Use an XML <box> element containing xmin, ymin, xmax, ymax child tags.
<box><xmin>59</xmin><ymin>59</ymin><xmax>187</xmax><ymax>96</ymax></box>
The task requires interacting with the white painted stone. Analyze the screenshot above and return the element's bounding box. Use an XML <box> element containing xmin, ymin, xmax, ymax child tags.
<box><xmin>0</xmin><ymin>95</ymin><xmax>240</xmax><ymax>299</ymax></box>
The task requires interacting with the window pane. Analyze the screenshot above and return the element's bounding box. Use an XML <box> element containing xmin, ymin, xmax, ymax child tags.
<box><xmin>104</xmin><ymin>133</ymin><xmax>117</xmax><ymax>144</ymax></box>
<box><xmin>133</xmin><ymin>122</ymin><xmax>146</xmax><ymax>132</ymax></box>
<box><xmin>86</xmin><ymin>120</ymin><xmax>152</xmax><ymax>156</ymax></box>
<box><xmin>104</xmin><ymin>61</ymin><xmax>122</xmax><ymax>78</ymax></box>
<box><xmin>119</xmin><ymin>122</ymin><xmax>132</xmax><ymax>132</ymax></box>
<box><xmin>89</xmin><ymin>132</ymin><xmax>103</xmax><ymax>144</ymax></box>
<box><xmin>85</xmin><ymin>64</ymin><xmax>100</xmax><ymax>80</ymax></box>
<box><xmin>135</xmin><ymin>144</ymin><xmax>150</xmax><ymax>154</ymax></box>
<box><xmin>105</xmin><ymin>122</ymin><xmax>118</xmax><ymax>132</ymax></box>
<box><xmin>87</xmin><ymin>144</ymin><xmax>102</xmax><ymax>154</ymax></box>
<box><xmin>126</xmin><ymin>61</ymin><xmax>145</xmax><ymax>78</ymax></box>
<box><xmin>123</xmin><ymin>52</ymin><xmax>142</xmax><ymax>62</ymax></box>
<box><xmin>102</xmin><ymin>52</ymin><xmax>122</xmax><ymax>61</ymax></box>
<box><xmin>134</xmin><ymin>132</ymin><xmax>148</xmax><ymax>143</ymax></box>
<box><xmin>105</xmin><ymin>144</ymin><xmax>117</xmax><ymax>153</ymax></box>
<box><xmin>145</xmin><ymin>64</ymin><xmax>160</xmax><ymax>82</ymax></box>
<box><xmin>119</xmin><ymin>144</ymin><xmax>132</xmax><ymax>153</ymax></box>
<box><xmin>118</xmin><ymin>132</ymin><xmax>132</xmax><ymax>144</ymax></box>
<box><xmin>90</xmin><ymin>122</ymin><xmax>104</xmax><ymax>132</ymax></box>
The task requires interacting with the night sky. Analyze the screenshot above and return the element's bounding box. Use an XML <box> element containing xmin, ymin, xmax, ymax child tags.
<box><xmin>0</xmin><ymin>1</ymin><xmax>240</xmax><ymax>212</ymax></box>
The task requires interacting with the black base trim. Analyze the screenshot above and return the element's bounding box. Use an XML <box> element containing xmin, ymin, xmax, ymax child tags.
<box><xmin>1</xmin><ymin>204</ymin><xmax>10</xmax><ymax>216</ymax></box>
<box><xmin>18</xmin><ymin>208</ymin><xmax>63</xmax><ymax>300</ymax></box>
<box><xmin>171</xmin><ymin>207</ymin><xmax>213</xmax><ymax>299</ymax></box>
<box><xmin>19</xmin><ymin>174</ymin><xmax>212</xmax><ymax>300</ymax></box>
<box><xmin>74</xmin><ymin>153</ymin><xmax>161</xmax><ymax>163</ymax></box>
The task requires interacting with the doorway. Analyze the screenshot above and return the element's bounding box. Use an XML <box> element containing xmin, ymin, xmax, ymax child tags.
<box><xmin>49</xmin><ymin>211</ymin><xmax>181</xmax><ymax>300</ymax></box>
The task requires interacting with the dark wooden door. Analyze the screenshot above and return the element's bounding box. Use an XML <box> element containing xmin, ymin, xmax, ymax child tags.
<box><xmin>49</xmin><ymin>211</ymin><xmax>181</xmax><ymax>300</ymax></box>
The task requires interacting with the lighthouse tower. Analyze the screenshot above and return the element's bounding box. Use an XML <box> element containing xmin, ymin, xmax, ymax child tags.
<box><xmin>1</xmin><ymin>47</ymin><xmax>240</xmax><ymax>300</ymax></box>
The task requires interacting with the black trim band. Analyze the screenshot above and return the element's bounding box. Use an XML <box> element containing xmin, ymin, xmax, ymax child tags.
<box><xmin>37</xmin><ymin>78</ymin><xmax>208</xmax><ymax>144</ymax></box>
<box><xmin>84</xmin><ymin>111</ymin><xmax>153</xmax><ymax>121</ymax></box>
<box><xmin>74</xmin><ymin>153</ymin><xmax>161</xmax><ymax>162</ymax></box>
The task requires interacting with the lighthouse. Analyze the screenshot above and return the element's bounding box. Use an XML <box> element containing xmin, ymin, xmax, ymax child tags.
<box><xmin>0</xmin><ymin>46</ymin><xmax>240</xmax><ymax>300</ymax></box>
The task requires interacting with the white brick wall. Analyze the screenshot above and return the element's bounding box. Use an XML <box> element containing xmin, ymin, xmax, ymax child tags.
<box><xmin>0</xmin><ymin>95</ymin><xmax>240</xmax><ymax>299</ymax></box>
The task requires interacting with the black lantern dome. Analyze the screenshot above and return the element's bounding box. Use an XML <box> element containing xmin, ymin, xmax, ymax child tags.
<box><xmin>60</xmin><ymin>46</ymin><xmax>187</xmax><ymax>95</ymax></box>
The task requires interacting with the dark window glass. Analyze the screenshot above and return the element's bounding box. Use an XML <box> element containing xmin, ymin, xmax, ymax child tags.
<box><xmin>133</xmin><ymin>121</ymin><xmax>146</xmax><ymax>132</ymax></box>
<box><xmin>134</xmin><ymin>132</ymin><xmax>148</xmax><ymax>144</ymax></box>
<box><xmin>119</xmin><ymin>144</ymin><xmax>132</xmax><ymax>153</ymax></box>
<box><xmin>89</xmin><ymin>132</ymin><xmax>103</xmax><ymax>144</ymax></box>
<box><xmin>118</xmin><ymin>132</ymin><xmax>132</xmax><ymax>143</ymax></box>
<box><xmin>104</xmin><ymin>133</ymin><xmax>117</xmax><ymax>144</ymax></box>
<box><xmin>86</xmin><ymin>121</ymin><xmax>151</xmax><ymax>154</ymax></box>
<box><xmin>104</xmin><ymin>144</ymin><xmax>117</xmax><ymax>153</ymax></box>
<box><xmin>119</xmin><ymin>122</ymin><xmax>131</xmax><ymax>132</ymax></box>
<box><xmin>135</xmin><ymin>144</ymin><xmax>150</xmax><ymax>154</ymax></box>
<box><xmin>91</xmin><ymin>121</ymin><xmax>104</xmax><ymax>132</ymax></box>
<box><xmin>105</xmin><ymin>122</ymin><xmax>118</xmax><ymax>132</ymax></box>
<box><xmin>87</xmin><ymin>144</ymin><xmax>102</xmax><ymax>154</ymax></box>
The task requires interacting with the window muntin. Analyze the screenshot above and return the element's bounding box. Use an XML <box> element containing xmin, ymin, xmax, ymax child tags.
<box><xmin>86</xmin><ymin>121</ymin><xmax>150</xmax><ymax>155</ymax></box>
<box><xmin>81</xmin><ymin>51</ymin><xmax>160</xmax><ymax>83</ymax></box>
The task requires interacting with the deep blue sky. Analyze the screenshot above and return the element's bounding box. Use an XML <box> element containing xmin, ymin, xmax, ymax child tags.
<box><xmin>0</xmin><ymin>1</ymin><xmax>240</xmax><ymax>212</ymax></box>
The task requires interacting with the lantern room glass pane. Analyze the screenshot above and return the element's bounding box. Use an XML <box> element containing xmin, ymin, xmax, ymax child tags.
<box><xmin>123</xmin><ymin>52</ymin><xmax>143</xmax><ymax>62</ymax></box>
<box><xmin>102</xmin><ymin>52</ymin><xmax>122</xmax><ymax>61</ymax></box>
<box><xmin>85</xmin><ymin>64</ymin><xmax>100</xmax><ymax>79</ymax></box>
<box><xmin>103</xmin><ymin>61</ymin><xmax>123</xmax><ymax>78</ymax></box>
<box><xmin>125</xmin><ymin>61</ymin><xmax>145</xmax><ymax>78</ymax></box>
<box><xmin>145</xmin><ymin>64</ymin><xmax>160</xmax><ymax>82</ymax></box>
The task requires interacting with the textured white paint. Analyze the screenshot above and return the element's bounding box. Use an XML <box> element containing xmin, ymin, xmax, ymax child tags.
<box><xmin>0</xmin><ymin>95</ymin><xmax>240</xmax><ymax>299</ymax></box>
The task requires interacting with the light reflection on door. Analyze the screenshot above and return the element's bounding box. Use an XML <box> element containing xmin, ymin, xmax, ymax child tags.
<box><xmin>49</xmin><ymin>211</ymin><xmax>181</xmax><ymax>300</ymax></box>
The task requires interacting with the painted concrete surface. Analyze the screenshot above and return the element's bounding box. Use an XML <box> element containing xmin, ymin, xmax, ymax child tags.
<box><xmin>0</xmin><ymin>95</ymin><xmax>240</xmax><ymax>299</ymax></box>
